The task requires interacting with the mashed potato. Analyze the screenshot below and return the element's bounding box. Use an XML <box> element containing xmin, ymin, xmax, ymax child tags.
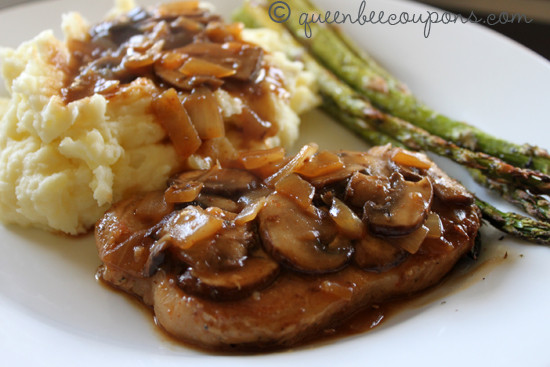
<box><xmin>0</xmin><ymin>1</ymin><xmax>319</xmax><ymax>235</ymax></box>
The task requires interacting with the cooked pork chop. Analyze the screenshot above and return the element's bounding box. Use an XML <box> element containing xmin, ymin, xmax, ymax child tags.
<box><xmin>96</xmin><ymin>145</ymin><xmax>480</xmax><ymax>350</ymax></box>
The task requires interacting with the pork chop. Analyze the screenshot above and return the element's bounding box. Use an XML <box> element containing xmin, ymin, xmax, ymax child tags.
<box><xmin>96</xmin><ymin>145</ymin><xmax>481</xmax><ymax>350</ymax></box>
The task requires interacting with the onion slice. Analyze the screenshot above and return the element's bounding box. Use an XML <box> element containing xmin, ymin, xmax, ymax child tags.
<box><xmin>392</xmin><ymin>149</ymin><xmax>432</xmax><ymax>170</ymax></box>
<box><xmin>239</xmin><ymin>147</ymin><xmax>286</xmax><ymax>170</ymax></box>
<box><xmin>329</xmin><ymin>197</ymin><xmax>365</xmax><ymax>239</ymax></box>
<box><xmin>265</xmin><ymin>143</ymin><xmax>318</xmax><ymax>186</ymax></box>
<box><xmin>165</xmin><ymin>181</ymin><xmax>203</xmax><ymax>204</ymax></box>
<box><xmin>179</xmin><ymin>57</ymin><xmax>237</xmax><ymax>78</ymax></box>
<box><xmin>392</xmin><ymin>225</ymin><xmax>429</xmax><ymax>254</ymax></box>
<box><xmin>235</xmin><ymin>197</ymin><xmax>267</xmax><ymax>225</ymax></box>
<box><xmin>159</xmin><ymin>206</ymin><xmax>224</xmax><ymax>250</ymax></box>
<box><xmin>152</xmin><ymin>89</ymin><xmax>201</xmax><ymax>159</ymax></box>
<box><xmin>425</xmin><ymin>212</ymin><xmax>444</xmax><ymax>238</ymax></box>
<box><xmin>274</xmin><ymin>173</ymin><xmax>315</xmax><ymax>211</ymax></box>
<box><xmin>295</xmin><ymin>151</ymin><xmax>344</xmax><ymax>178</ymax></box>
<box><xmin>184</xmin><ymin>87</ymin><xmax>225</xmax><ymax>139</ymax></box>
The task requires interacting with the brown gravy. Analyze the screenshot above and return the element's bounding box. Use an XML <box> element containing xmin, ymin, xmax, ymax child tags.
<box><xmin>61</xmin><ymin>2</ymin><xmax>286</xmax><ymax>162</ymax></box>
<box><xmin>317</xmin><ymin>242</ymin><xmax>511</xmax><ymax>345</ymax></box>
<box><xmin>96</xmin><ymin>241</ymin><xmax>510</xmax><ymax>354</ymax></box>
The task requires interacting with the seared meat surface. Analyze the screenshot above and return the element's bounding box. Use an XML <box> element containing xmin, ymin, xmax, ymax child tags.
<box><xmin>96</xmin><ymin>144</ymin><xmax>480</xmax><ymax>350</ymax></box>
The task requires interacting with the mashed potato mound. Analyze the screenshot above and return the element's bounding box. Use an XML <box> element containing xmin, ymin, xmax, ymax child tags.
<box><xmin>0</xmin><ymin>2</ymin><xmax>319</xmax><ymax>235</ymax></box>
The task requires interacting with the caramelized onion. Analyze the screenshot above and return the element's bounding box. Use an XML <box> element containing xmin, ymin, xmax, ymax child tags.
<box><xmin>164</xmin><ymin>181</ymin><xmax>203</xmax><ymax>204</ymax></box>
<box><xmin>159</xmin><ymin>206</ymin><xmax>224</xmax><ymax>250</ymax></box>
<box><xmin>391</xmin><ymin>149</ymin><xmax>432</xmax><ymax>170</ymax></box>
<box><xmin>235</xmin><ymin>197</ymin><xmax>267</xmax><ymax>225</ymax></box>
<box><xmin>158</xmin><ymin>52</ymin><xmax>187</xmax><ymax>70</ymax></box>
<box><xmin>195</xmin><ymin>137</ymin><xmax>238</xmax><ymax>163</ymax></box>
<box><xmin>176</xmin><ymin>42</ymin><xmax>263</xmax><ymax>81</ymax></box>
<box><xmin>275</xmin><ymin>173</ymin><xmax>315</xmax><ymax>212</ymax></box>
<box><xmin>184</xmin><ymin>87</ymin><xmax>225</xmax><ymax>139</ymax></box>
<box><xmin>179</xmin><ymin>57</ymin><xmax>237</xmax><ymax>78</ymax></box>
<box><xmin>390</xmin><ymin>225</ymin><xmax>429</xmax><ymax>254</ymax></box>
<box><xmin>155</xmin><ymin>63</ymin><xmax>225</xmax><ymax>90</ymax></box>
<box><xmin>295</xmin><ymin>151</ymin><xmax>344</xmax><ymax>178</ymax></box>
<box><xmin>265</xmin><ymin>143</ymin><xmax>318</xmax><ymax>186</ymax></box>
<box><xmin>329</xmin><ymin>197</ymin><xmax>365</xmax><ymax>239</ymax></box>
<box><xmin>239</xmin><ymin>147</ymin><xmax>286</xmax><ymax>170</ymax></box>
<box><xmin>425</xmin><ymin>212</ymin><xmax>443</xmax><ymax>238</ymax></box>
<box><xmin>152</xmin><ymin>89</ymin><xmax>201</xmax><ymax>159</ymax></box>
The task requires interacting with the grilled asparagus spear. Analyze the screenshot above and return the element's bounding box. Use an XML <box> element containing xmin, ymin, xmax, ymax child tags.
<box><xmin>234</xmin><ymin>1</ymin><xmax>550</xmax><ymax>244</ymax></box>
<box><xmin>268</xmin><ymin>0</ymin><xmax>550</xmax><ymax>174</ymax></box>
<box><xmin>468</xmin><ymin>168</ymin><xmax>550</xmax><ymax>222</ymax></box>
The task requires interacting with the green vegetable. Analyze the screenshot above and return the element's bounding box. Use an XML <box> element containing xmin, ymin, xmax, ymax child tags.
<box><xmin>235</xmin><ymin>0</ymin><xmax>550</xmax><ymax>245</ymax></box>
<box><xmin>269</xmin><ymin>0</ymin><xmax>550</xmax><ymax>173</ymax></box>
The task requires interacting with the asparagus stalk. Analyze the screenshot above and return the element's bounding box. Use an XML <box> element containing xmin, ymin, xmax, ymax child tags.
<box><xmin>468</xmin><ymin>168</ymin><xmax>550</xmax><ymax>222</ymax></box>
<box><xmin>323</xmin><ymin>100</ymin><xmax>550</xmax><ymax>245</ymax></box>
<box><xmin>321</xmin><ymin>99</ymin><xmax>405</xmax><ymax>148</ymax></box>
<box><xmin>235</xmin><ymin>2</ymin><xmax>550</xmax><ymax>245</ymax></box>
<box><xmin>314</xmin><ymin>68</ymin><xmax>550</xmax><ymax>195</ymax></box>
<box><xmin>270</xmin><ymin>0</ymin><xmax>550</xmax><ymax>174</ymax></box>
<box><xmin>475</xmin><ymin>199</ymin><xmax>550</xmax><ymax>245</ymax></box>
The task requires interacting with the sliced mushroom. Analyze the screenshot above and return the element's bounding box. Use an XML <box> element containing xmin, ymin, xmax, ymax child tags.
<box><xmin>258</xmin><ymin>193</ymin><xmax>352</xmax><ymax>274</ymax></box>
<box><xmin>339</xmin><ymin>149</ymin><xmax>390</xmax><ymax>177</ymax></box>
<box><xmin>171</xmin><ymin>167</ymin><xmax>260</xmax><ymax>198</ymax></box>
<box><xmin>428</xmin><ymin>164</ymin><xmax>474</xmax><ymax>204</ymax></box>
<box><xmin>178</xmin><ymin>249</ymin><xmax>279</xmax><ymax>301</ymax></box>
<box><xmin>195</xmin><ymin>193</ymin><xmax>240</xmax><ymax>213</ymax></box>
<box><xmin>338</xmin><ymin>150</ymin><xmax>375</xmax><ymax>168</ymax></box>
<box><xmin>200</xmin><ymin>168</ymin><xmax>260</xmax><ymax>197</ymax></box>
<box><xmin>168</xmin><ymin>219</ymin><xmax>255</xmax><ymax>271</ymax></box>
<box><xmin>364</xmin><ymin>175</ymin><xmax>433</xmax><ymax>237</ymax></box>
<box><xmin>345</xmin><ymin>172</ymin><xmax>391</xmax><ymax>208</ymax></box>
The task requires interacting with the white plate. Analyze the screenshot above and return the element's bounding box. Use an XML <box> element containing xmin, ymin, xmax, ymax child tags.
<box><xmin>1</xmin><ymin>0</ymin><xmax>549</xmax><ymax>366</ymax></box>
